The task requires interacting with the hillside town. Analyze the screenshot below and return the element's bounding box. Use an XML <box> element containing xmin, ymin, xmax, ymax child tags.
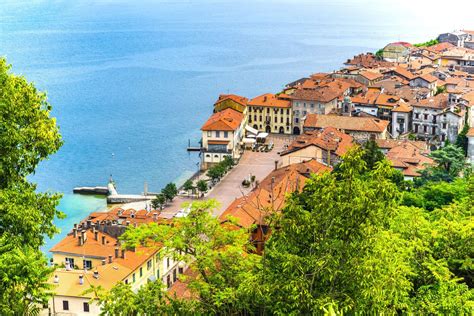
<box><xmin>44</xmin><ymin>30</ymin><xmax>474</xmax><ymax>315</ymax></box>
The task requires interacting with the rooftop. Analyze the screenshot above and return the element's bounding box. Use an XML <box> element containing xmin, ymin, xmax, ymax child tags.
<box><xmin>201</xmin><ymin>108</ymin><xmax>244</xmax><ymax>131</ymax></box>
<box><xmin>304</xmin><ymin>114</ymin><xmax>389</xmax><ymax>133</ymax></box>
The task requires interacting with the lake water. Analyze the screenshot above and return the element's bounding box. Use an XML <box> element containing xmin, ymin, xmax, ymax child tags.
<box><xmin>0</xmin><ymin>0</ymin><xmax>471</xmax><ymax>253</ymax></box>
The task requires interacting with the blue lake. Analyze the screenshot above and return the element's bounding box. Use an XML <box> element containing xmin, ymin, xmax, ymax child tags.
<box><xmin>0</xmin><ymin>0</ymin><xmax>471</xmax><ymax>254</ymax></box>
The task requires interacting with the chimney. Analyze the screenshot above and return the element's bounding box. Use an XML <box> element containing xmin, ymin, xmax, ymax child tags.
<box><xmin>79</xmin><ymin>275</ymin><xmax>84</xmax><ymax>285</ymax></box>
<box><xmin>108</xmin><ymin>255</ymin><xmax>113</xmax><ymax>263</ymax></box>
<box><xmin>94</xmin><ymin>231</ymin><xmax>99</xmax><ymax>241</ymax></box>
<box><xmin>86</xmin><ymin>220</ymin><xmax>92</xmax><ymax>228</ymax></box>
<box><xmin>72</xmin><ymin>227</ymin><xmax>77</xmax><ymax>238</ymax></box>
<box><xmin>93</xmin><ymin>270</ymin><xmax>99</xmax><ymax>279</ymax></box>
<box><xmin>126</xmin><ymin>221</ymin><xmax>130</xmax><ymax>226</ymax></box>
<box><xmin>121</xmin><ymin>249</ymin><xmax>126</xmax><ymax>259</ymax></box>
<box><xmin>101</xmin><ymin>235</ymin><xmax>106</xmax><ymax>245</ymax></box>
<box><xmin>114</xmin><ymin>247</ymin><xmax>119</xmax><ymax>259</ymax></box>
<box><xmin>101</xmin><ymin>259</ymin><xmax>106</xmax><ymax>265</ymax></box>
<box><xmin>92</xmin><ymin>225</ymin><xmax>96</xmax><ymax>234</ymax></box>
<box><xmin>53</xmin><ymin>275</ymin><xmax>59</xmax><ymax>284</ymax></box>
<box><xmin>74</xmin><ymin>223</ymin><xmax>78</xmax><ymax>230</ymax></box>
<box><xmin>78</xmin><ymin>235</ymin><xmax>83</xmax><ymax>246</ymax></box>
<box><xmin>81</xmin><ymin>230</ymin><xmax>87</xmax><ymax>242</ymax></box>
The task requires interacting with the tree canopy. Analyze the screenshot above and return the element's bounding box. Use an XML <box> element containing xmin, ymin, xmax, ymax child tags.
<box><xmin>0</xmin><ymin>57</ymin><xmax>63</xmax><ymax>314</ymax></box>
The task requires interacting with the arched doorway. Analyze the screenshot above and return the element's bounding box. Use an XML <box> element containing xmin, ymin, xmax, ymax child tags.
<box><xmin>265</xmin><ymin>125</ymin><xmax>271</xmax><ymax>133</ymax></box>
<box><xmin>293</xmin><ymin>126</ymin><xmax>300</xmax><ymax>135</ymax></box>
<box><xmin>279</xmin><ymin>126</ymin><xmax>285</xmax><ymax>134</ymax></box>
<box><xmin>253</xmin><ymin>124</ymin><xmax>258</xmax><ymax>130</ymax></box>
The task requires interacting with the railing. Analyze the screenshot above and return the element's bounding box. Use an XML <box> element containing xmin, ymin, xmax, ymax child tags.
<box><xmin>203</xmin><ymin>148</ymin><xmax>232</xmax><ymax>154</ymax></box>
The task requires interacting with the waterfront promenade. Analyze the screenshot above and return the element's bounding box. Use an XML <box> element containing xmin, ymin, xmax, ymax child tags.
<box><xmin>119</xmin><ymin>135</ymin><xmax>293</xmax><ymax>217</ymax></box>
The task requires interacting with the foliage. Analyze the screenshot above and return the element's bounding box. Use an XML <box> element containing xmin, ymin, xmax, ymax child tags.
<box><xmin>0</xmin><ymin>57</ymin><xmax>63</xmax><ymax>314</ymax></box>
<box><xmin>435</xmin><ymin>85</ymin><xmax>447</xmax><ymax>96</ymax></box>
<box><xmin>375</xmin><ymin>48</ymin><xmax>383</xmax><ymax>58</ymax></box>
<box><xmin>419</xmin><ymin>144</ymin><xmax>466</xmax><ymax>183</ymax></box>
<box><xmin>161</xmin><ymin>182</ymin><xmax>178</xmax><ymax>202</ymax></box>
<box><xmin>151</xmin><ymin>194</ymin><xmax>166</xmax><ymax>210</ymax></box>
<box><xmin>112</xmin><ymin>200</ymin><xmax>260</xmax><ymax>314</ymax></box>
<box><xmin>196</xmin><ymin>179</ymin><xmax>208</xmax><ymax>194</ymax></box>
<box><xmin>413</xmin><ymin>39</ymin><xmax>439</xmax><ymax>47</ymax></box>
<box><xmin>456</xmin><ymin>123</ymin><xmax>470</xmax><ymax>156</ymax></box>
<box><xmin>182</xmin><ymin>179</ymin><xmax>194</xmax><ymax>194</ymax></box>
<box><xmin>361</xmin><ymin>139</ymin><xmax>385</xmax><ymax>170</ymax></box>
<box><xmin>206</xmin><ymin>156</ymin><xmax>234</xmax><ymax>183</ymax></box>
<box><xmin>256</xmin><ymin>148</ymin><xmax>473</xmax><ymax>314</ymax></box>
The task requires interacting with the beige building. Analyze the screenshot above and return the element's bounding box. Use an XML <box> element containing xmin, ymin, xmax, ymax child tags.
<box><xmin>303</xmin><ymin>114</ymin><xmax>390</xmax><ymax>140</ymax></box>
<box><xmin>381</xmin><ymin>42</ymin><xmax>413</xmax><ymax>62</ymax></box>
<box><xmin>247</xmin><ymin>93</ymin><xmax>292</xmax><ymax>134</ymax></box>
<box><xmin>280</xmin><ymin>127</ymin><xmax>354</xmax><ymax>167</ymax></box>
<box><xmin>201</xmin><ymin>108</ymin><xmax>245</xmax><ymax>170</ymax></box>
<box><xmin>47</xmin><ymin>222</ymin><xmax>182</xmax><ymax>315</ymax></box>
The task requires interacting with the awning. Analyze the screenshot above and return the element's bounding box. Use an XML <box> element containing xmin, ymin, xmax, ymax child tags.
<box><xmin>208</xmin><ymin>140</ymin><xmax>229</xmax><ymax>145</ymax></box>
<box><xmin>256</xmin><ymin>132</ymin><xmax>269</xmax><ymax>138</ymax></box>
<box><xmin>242</xmin><ymin>138</ymin><xmax>256</xmax><ymax>144</ymax></box>
<box><xmin>245</xmin><ymin>125</ymin><xmax>258</xmax><ymax>135</ymax></box>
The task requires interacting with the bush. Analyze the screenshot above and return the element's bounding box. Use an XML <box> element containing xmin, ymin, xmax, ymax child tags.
<box><xmin>242</xmin><ymin>179</ymin><xmax>250</xmax><ymax>187</ymax></box>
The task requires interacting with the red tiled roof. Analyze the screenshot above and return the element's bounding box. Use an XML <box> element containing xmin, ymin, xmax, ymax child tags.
<box><xmin>466</xmin><ymin>127</ymin><xmax>474</xmax><ymax>137</ymax></box>
<box><xmin>201</xmin><ymin>108</ymin><xmax>244</xmax><ymax>131</ymax></box>
<box><xmin>214</xmin><ymin>94</ymin><xmax>248</xmax><ymax>107</ymax></box>
<box><xmin>304</xmin><ymin>114</ymin><xmax>389</xmax><ymax>133</ymax></box>
<box><xmin>248</xmin><ymin>93</ymin><xmax>291</xmax><ymax>108</ymax></box>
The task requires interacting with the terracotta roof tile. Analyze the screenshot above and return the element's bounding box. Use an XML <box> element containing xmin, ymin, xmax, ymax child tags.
<box><xmin>201</xmin><ymin>108</ymin><xmax>243</xmax><ymax>131</ymax></box>
<box><xmin>248</xmin><ymin>93</ymin><xmax>291</xmax><ymax>108</ymax></box>
<box><xmin>304</xmin><ymin>114</ymin><xmax>389</xmax><ymax>133</ymax></box>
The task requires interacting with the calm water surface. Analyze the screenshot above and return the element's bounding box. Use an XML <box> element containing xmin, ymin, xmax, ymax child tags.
<box><xmin>0</xmin><ymin>0</ymin><xmax>471</xmax><ymax>253</ymax></box>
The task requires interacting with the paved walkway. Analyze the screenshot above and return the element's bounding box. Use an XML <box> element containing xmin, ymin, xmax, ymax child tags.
<box><xmin>118</xmin><ymin>135</ymin><xmax>294</xmax><ymax>218</ymax></box>
<box><xmin>207</xmin><ymin>135</ymin><xmax>292</xmax><ymax>216</ymax></box>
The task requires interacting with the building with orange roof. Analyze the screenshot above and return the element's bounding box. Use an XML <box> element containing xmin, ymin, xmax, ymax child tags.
<box><xmin>357</xmin><ymin>70</ymin><xmax>384</xmax><ymax>86</ymax></box>
<box><xmin>219</xmin><ymin>160</ymin><xmax>331</xmax><ymax>253</ymax></box>
<box><xmin>303</xmin><ymin>114</ymin><xmax>389</xmax><ymax>140</ymax></box>
<box><xmin>409</xmin><ymin>73</ymin><xmax>438</xmax><ymax>94</ymax></box>
<box><xmin>213</xmin><ymin>94</ymin><xmax>248</xmax><ymax>113</ymax></box>
<box><xmin>383</xmin><ymin>141</ymin><xmax>434</xmax><ymax>180</ymax></box>
<box><xmin>280</xmin><ymin>127</ymin><xmax>354</xmax><ymax>167</ymax></box>
<box><xmin>48</xmin><ymin>221</ymin><xmax>184</xmax><ymax>315</ymax></box>
<box><xmin>391</xmin><ymin>100</ymin><xmax>413</xmax><ymax>138</ymax></box>
<box><xmin>201</xmin><ymin>107</ymin><xmax>245</xmax><ymax>169</ymax></box>
<box><xmin>246</xmin><ymin>93</ymin><xmax>292</xmax><ymax>134</ymax></box>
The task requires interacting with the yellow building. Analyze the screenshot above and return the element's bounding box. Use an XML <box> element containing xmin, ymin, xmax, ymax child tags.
<box><xmin>213</xmin><ymin>94</ymin><xmax>248</xmax><ymax>113</ymax></box>
<box><xmin>247</xmin><ymin>93</ymin><xmax>292</xmax><ymax>134</ymax></box>
<box><xmin>47</xmin><ymin>224</ymin><xmax>183</xmax><ymax>315</ymax></box>
<box><xmin>381</xmin><ymin>42</ymin><xmax>413</xmax><ymax>62</ymax></box>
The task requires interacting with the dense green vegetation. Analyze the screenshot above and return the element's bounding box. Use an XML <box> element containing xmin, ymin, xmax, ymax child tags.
<box><xmin>413</xmin><ymin>39</ymin><xmax>439</xmax><ymax>47</ymax></box>
<box><xmin>206</xmin><ymin>155</ymin><xmax>235</xmax><ymax>183</ymax></box>
<box><xmin>96</xmin><ymin>144</ymin><xmax>473</xmax><ymax>315</ymax></box>
<box><xmin>0</xmin><ymin>58</ymin><xmax>63</xmax><ymax>314</ymax></box>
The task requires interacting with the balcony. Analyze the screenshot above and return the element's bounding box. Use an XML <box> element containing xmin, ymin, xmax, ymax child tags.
<box><xmin>203</xmin><ymin>147</ymin><xmax>231</xmax><ymax>154</ymax></box>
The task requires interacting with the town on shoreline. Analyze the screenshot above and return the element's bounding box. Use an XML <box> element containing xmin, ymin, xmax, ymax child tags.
<box><xmin>45</xmin><ymin>29</ymin><xmax>474</xmax><ymax>314</ymax></box>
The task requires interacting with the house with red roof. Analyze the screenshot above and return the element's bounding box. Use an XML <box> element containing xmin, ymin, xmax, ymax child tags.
<box><xmin>201</xmin><ymin>108</ymin><xmax>245</xmax><ymax>169</ymax></box>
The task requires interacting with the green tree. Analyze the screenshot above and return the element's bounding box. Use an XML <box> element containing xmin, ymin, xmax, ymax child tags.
<box><xmin>0</xmin><ymin>57</ymin><xmax>63</xmax><ymax>314</ymax></box>
<box><xmin>435</xmin><ymin>85</ymin><xmax>447</xmax><ymax>95</ymax></box>
<box><xmin>182</xmin><ymin>179</ymin><xmax>194</xmax><ymax>197</ymax></box>
<box><xmin>419</xmin><ymin>144</ymin><xmax>466</xmax><ymax>183</ymax></box>
<box><xmin>206</xmin><ymin>164</ymin><xmax>225</xmax><ymax>183</ymax></box>
<box><xmin>103</xmin><ymin>200</ymin><xmax>260</xmax><ymax>314</ymax></box>
<box><xmin>196</xmin><ymin>180</ymin><xmax>208</xmax><ymax>196</ymax></box>
<box><xmin>151</xmin><ymin>194</ymin><xmax>166</xmax><ymax>210</ymax></box>
<box><xmin>456</xmin><ymin>123</ymin><xmax>470</xmax><ymax>155</ymax></box>
<box><xmin>161</xmin><ymin>182</ymin><xmax>177</xmax><ymax>202</ymax></box>
<box><xmin>361</xmin><ymin>139</ymin><xmax>385</xmax><ymax>170</ymax></box>
<box><xmin>257</xmin><ymin>148</ymin><xmax>473</xmax><ymax>314</ymax></box>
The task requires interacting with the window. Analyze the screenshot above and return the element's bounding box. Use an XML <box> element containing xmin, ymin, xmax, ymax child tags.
<box><xmin>207</xmin><ymin>131</ymin><xmax>211</xmax><ymax>137</ymax></box>
<box><xmin>254</xmin><ymin>115</ymin><xmax>257</xmax><ymax>121</ymax></box>
<box><xmin>157</xmin><ymin>269</ymin><xmax>160</xmax><ymax>278</ymax></box>
<box><xmin>443</xmin><ymin>122</ymin><xmax>447</xmax><ymax>128</ymax></box>
<box><xmin>147</xmin><ymin>260</ymin><xmax>152</xmax><ymax>270</ymax></box>
<box><xmin>274</xmin><ymin>116</ymin><xmax>277</xmax><ymax>123</ymax></box>
<box><xmin>423</xmin><ymin>125</ymin><xmax>427</xmax><ymax>133</ymax></box>
<box><xmin>83</xmin><ymin>260</ymin><xmax>92</xmax><ymax>270</ymax></box>
<box><xmin>415</xmin><ymin>113</ymin><xmax>419</xmax><ymax>119</ymax></box>
<box><xmin>303</xmin><ymin>111</ymin><xmax>307</xmax><ymax>115</ymax></box>
<box><xmin>167</xmin><ymin>258</ymin><xmax>170</xmax><ymax>269</ymax></box>
<box><xmin>303</xmin><ymin>103</ymin><xmax>306</xmax><ymax>108</ymax></box>
<box><xmin>62</xmin><ymin>301</ymin><xmax>69</xmax><ymax>311</ymax></box>
<box><xmin>125</xmin><ymin>279</ymin><xmax>128</xmax><ymax>284</ymax></box>
<box><xmin>167</xmin><ymin>275</ymin><xmax>171</xmax><ymax>288</ymax></box>
<box><xmin>266</xmin><ymin>108</ymin><xmax>270</xmax><ymax>113</ymax></box>
<box><xmin>259</xmin><ymin>116</ymin><xmax>262</xmax><ymax>121</ymax></box>
<box><xmin>280</xmin><ymin>108</ymin><xmax>283</xmax><ymax>114</ymax></box>
<box><xmin>173</xmin><ymin>269</ymin><xmax>177</xmax><ymax>282</ymax></box>
<box><xmin>140</xmin><ymin>267</ymin><xmax>143</xmax><ymax>277</ymax></box>
<box><xmin>215</xmin><ymin>131</ymin><xmax>220</xmax><ymax>138</ymax></box>
<box><xmin>132</xmin><ymin>273</ymin><xmax>136</xmax><ymax>283</ymax></box>
<box><xmin>280</xmin><ymin>117</ymin><xmax>283</xmax><ymax>123</ymax></box>
<box><xmin>424</xmin><ymin>114</ymin><xmax>428</xmax><ymax>120</ymax></box>
<box><xmin>287</xmin><ymin>109</ymin><xmax>290</xmax><ymax>115</ymax></box>
<box><xmin>432</xmin><ymin>126</ymin><xmax>436</xmax><ymax>134</ymax></box>
<box><xmin>83</xmin><ymin>302</ymin><xmax>90</xmax><ymax>312</ymax></box>
<box><xmin>295</xmin><ymin>118</ymin><xmax>299</xmax><ymax>124</ymax></box>
<box><xmin>311</xmin><ymin>103</ymin><xmax>314</xmax><ymax>108</ymax></box>
<box><xmin>65</xmin><ymin>257</ymin><xmax>75</xmax><ymax>269</ymax></box>
<box><xmin>224</xmin><ymin>131</ymin><xmax>228</xmax><ymax>138</ymax></box>
<box><xmin>179</xmin><ymin>267</ymin><xmax>184</xmax><ymax>274</ymax></box>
